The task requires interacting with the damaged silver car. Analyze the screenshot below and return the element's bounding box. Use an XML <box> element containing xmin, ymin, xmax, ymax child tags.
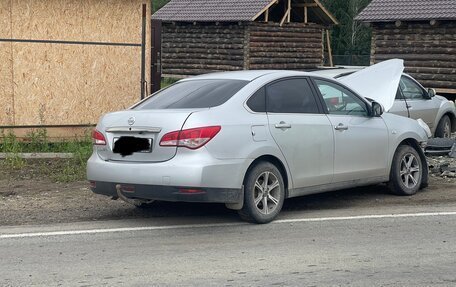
<box><xmin>87</xmin><ymin>67</ymin><xmax>429</xmax><ymax>224</ymax></box>
<box><xmin>313</xmin><ymin>68</ymin><xmax>456</xmax><ymax>138</ymax></box>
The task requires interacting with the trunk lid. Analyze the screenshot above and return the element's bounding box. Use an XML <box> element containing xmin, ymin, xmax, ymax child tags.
<box><xmin>96</xmin><ymin>109</ymin><xmax>198</xmax><ymax>162</ymax></box>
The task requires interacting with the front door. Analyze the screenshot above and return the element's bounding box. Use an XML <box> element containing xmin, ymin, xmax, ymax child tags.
<box><xmin>313</xmin><ymin>79</ymin><xmax>389</xmax><ymax>182</ymax></box>
<box><xmin>266</xmin><ymin>78</ymin><xmax>334</xmax><ymax>188</ymax></box>
<box><xmin>399</xmin><ymin>75</ymin><xmax>439</xmax><ymax>130</ymax></box>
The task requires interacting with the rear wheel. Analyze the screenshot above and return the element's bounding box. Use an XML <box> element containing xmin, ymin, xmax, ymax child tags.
<box><xmin>238</xmin><ymin>162</ymin><xmax>285</xmax><ymax>224</ymax></box>
<box><xmin>389</xmin><ymin>145</ymin><xmax>423</xmax><ymax>196</ymax></box>
<box><xmin>435</xmin><ymin>115</ymin><xmax>451</xmax><ymax>138</ymax></box>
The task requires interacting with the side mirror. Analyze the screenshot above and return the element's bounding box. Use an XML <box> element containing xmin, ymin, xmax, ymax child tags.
<box><xmin>371</xmin><ymin>101</ymin><xmax>384</xmax><ymax>117</ymax></box>
<box><xmin>428</xmin><ymin>88</ymin><xmax>436</xmax><ymax>98</ymax></box>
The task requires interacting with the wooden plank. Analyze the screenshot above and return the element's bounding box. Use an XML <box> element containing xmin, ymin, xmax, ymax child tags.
<box><xmin>326</xmin><ymin>30</ymin><xmax>333</xmax><ymax>67</ymax></box>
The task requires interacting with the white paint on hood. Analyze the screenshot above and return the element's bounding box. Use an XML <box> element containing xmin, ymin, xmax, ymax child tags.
<box><xmin>340</xmin><ymin>59</ymin><xmax>404</xmax><ymax>112</ymax></box>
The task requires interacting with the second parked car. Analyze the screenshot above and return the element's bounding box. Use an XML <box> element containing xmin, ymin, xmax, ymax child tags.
<box><xmin>312</xmin><ymin>68</ymin><xmax>456</xmax><ymax>138</ymax></box>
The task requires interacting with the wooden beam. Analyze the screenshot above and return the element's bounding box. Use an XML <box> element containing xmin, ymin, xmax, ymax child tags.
<box><xmin>304</xmin><ymin>6</ymin><xmax>308</xmax><ymax>23</ymax></box>
<box><xmin>265</xmin><ymin>8</ymin><xmax>269</xmax><ymax>22</ymax></box>
<box><xmin>280</xmin><ymin>8</ymin><xmax>291</xmax><ymax>26</ymax></box>
<box><xmin>435</xmin><ymin>88</ymin><xmax>456</xmax><ymax>94</ymax></box>
<box><xmin>252</xmin><ymin>0</ymin><xmax>278</xmax><ymax>21</ymax></box>
<box><xmin>326</xmin><ymin>29</ymin><xmax>333</xmax><ymax>67</ymax></box>
<box><xmin>287</xmin><ymin>0</ymin><xmax>291</xmax><ymax>22</ymax></box>
<box><xmin>313</xmin><ymin>0</ymin><xmax>339</xmax><ymax>25</ymax></box>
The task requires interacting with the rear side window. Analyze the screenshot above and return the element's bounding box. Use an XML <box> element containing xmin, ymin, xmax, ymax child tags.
<box><xmin>246</xmin><ymin>88</ymin><xmax>266</xmax><ymax>112</ymax></box>
<box><xmin>134</xmin><ymin>79</ymin><xmax>248</xmax><ymax>109</ymax></box>
<box><xmin>266</xmin><ymin>78</ymin><xmax>319</xmax><ymax>114</ymax></box>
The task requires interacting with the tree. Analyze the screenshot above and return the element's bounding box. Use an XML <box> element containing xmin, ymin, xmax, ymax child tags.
<box><xmin>321</xmin><ymin>0</ymin><xmax>372</xmax><ymax>57</ymax></box>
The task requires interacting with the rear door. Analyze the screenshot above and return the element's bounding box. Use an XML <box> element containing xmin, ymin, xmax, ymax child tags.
<box><xmin>312</xmin><ymin>78</ymin><xmax>389</xmax><ymax>182</ymax></box>
<box><xmin>266</xmin><ymin>77</ymin><xmax>334</xmax><ymax>188</ymax></box>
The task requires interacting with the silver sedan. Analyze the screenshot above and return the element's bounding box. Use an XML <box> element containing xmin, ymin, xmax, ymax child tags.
<box><xmin>87</xmin><ymin>70</ymin><xmax>429</xmax><ymax>223</ymax></box>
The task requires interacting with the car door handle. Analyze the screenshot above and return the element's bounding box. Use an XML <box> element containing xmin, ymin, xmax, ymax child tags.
<box><xmin>334</xmin><ymin>123</ymin><xmax>348</xmax><ymax>131</ymax></box>
<box><xmin>275</xmin><ymin>122</ymin><xmax>292</xmax><ymax>129</ymax></box>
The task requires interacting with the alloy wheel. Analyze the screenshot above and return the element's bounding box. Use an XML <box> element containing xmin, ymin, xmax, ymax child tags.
<box><xmin>253</xmin><ymin>171</ymin><xmax>281</xmax><ymax>215</ymax></box>
<box><xmin>400</xmin><ymin>153</ymin><xmax>420</xmax><ymax>189</ymax></box>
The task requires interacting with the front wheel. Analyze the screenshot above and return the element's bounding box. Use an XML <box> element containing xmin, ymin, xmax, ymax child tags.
<box><xmin>389</xmin><ymin>145</ymin><xmax>423</xmax><ymax>196</ymax></box>
<box><xmin>435</xmin><ymin>115</ymin><xmax>451</xmax><ymax>138</ymax></box>
<box><xmin>238</xmin><ymin>162</ymin><xmax>285</xmax><ymax>224</ymax></box>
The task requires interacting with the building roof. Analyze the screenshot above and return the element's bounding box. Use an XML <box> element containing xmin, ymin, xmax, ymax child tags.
<box><xmin>356</xmin><ymin>0</ymin><xmax>456</xmax><ymax>22</ymax></box>
<box><xmin>153</xmin><ymin>0</ymin><xmax>338</xmax><ymax>25</ymax></box>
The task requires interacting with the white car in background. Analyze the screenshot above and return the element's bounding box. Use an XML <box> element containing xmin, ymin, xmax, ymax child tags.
<box><xmin>313</xmin><ymin>68</ymin><xmax>456</xmax><ymax>138</ymax></box>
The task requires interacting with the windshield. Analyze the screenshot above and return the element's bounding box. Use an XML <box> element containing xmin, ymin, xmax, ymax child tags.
<box><xmin>134</xmin><ymin>79</ymin><xmax>249</xmax><ymax>110</ymax></box>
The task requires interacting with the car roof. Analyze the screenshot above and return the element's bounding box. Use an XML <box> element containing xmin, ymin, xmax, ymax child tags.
<box><xmin>180</xmin><ymin>70</ymin><xmax>320</xmax><ymax>82</ymax></box>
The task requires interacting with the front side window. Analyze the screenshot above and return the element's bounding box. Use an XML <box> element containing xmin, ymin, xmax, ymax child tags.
<box><xmin>266</xmin><ymin>78</ymin><xmax>319</xmax><ymax>114</ymax></box>
<box><xmin>400</xmin><ymin>76</ymin><xmax>425</xmax><ymax>100</ymax></box>
<box><xmin>314</xmin><ymin>79</ymin><xmax>368</xmax><ymax>117</ymax></box>
<box><xmin>134</xmin><ymin>79</ymin><xmax>249</xmax><ymax>110</ymax></box>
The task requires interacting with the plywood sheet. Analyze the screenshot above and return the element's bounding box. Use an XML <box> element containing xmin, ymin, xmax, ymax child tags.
<box><xmin>12</xmin><ymin>42</ymin><xmax>85</xmax><ymax>125</ymax></box>
<box><xmin>0</xmin><ymin>0</ymin><xmax>12</xmax><ymax>38</ymax></box>
<box><xmin>12</xmin><ymin>42</ymin><xmax>142</xmax><ymax>126</ymax></box>
<box><xmin>0</xmin><ymin>42</ymin><xmax>14</xmax><ymax>126</ymax></box>
<box><xmin>11</xmin><ymin>0</ymin><xmax>150</xmax><ymax>44</ymax></box>
<box><xmin>83</xmin><ymin>0</ymin><xmax>149</xmax><ymax>43</ymax></box>
<box><xmin>83</xmin><ymin>45</ymin><xmax>141</xmax><ymax>124</ymax></box>
<box><xmin>11</xmin><ymin>0</ymin><xmax>83</xmax><ymax>41</ymax></box>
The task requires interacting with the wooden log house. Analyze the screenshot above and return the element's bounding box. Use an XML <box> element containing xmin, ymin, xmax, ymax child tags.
<box><xmin>357</xmin><ymin>0</ymin><xmax>456</xmax><ymax>96</ymax></box>
<box><xmin>152</xmin><ymin>0</ymin><xmax>338</xmax><ymax>78</ymax></box>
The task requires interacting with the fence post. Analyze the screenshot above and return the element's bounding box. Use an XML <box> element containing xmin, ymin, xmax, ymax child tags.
<box><xmin>140</xmin><ymin>4</ymin><xmax>147</xmax><ymax>100</ymax></box>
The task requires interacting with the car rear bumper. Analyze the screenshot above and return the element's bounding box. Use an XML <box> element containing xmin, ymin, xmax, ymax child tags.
<box><xmin>90</xmin><ymin>181</ymin><xmax>242</xmax><ymax>203</ymax></box>
<box><xmin>87</xmin><ymin>147</ymin><xmax>251</xmax><ymax>203</ymax></box>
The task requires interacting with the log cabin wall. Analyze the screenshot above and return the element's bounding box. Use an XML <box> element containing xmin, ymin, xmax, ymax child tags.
<box><xmin>371</xmin><ymin>21</ymin><xmax>456</xmax><ymax>94</ymax></box>
<box><xmin>161</xmin><ymin>23</ymin><xmax>246</xmax><ymax>77</ymax></box>
<box><xmin>248</xmin><ymin>22</ymin><xmax>324</xmax><ymax>70</ymax></box>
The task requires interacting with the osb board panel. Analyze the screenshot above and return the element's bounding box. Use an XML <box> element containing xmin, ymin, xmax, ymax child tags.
<box><xmin>83</xmin><ymin>45</ymin><xmax>141</xmax><ymax>124</ymax></box>
<box><xmin>12</xmin><ymin>43</ymin><xmax>141</xmax><ymax>126</ymax></box>
<box><xmin>0</xmin><ymin>0</ymin><xmax>11</xmax><ymax>38</ymax></box>
<box><xmin>11</xmin><ymin>0</ymin><xmax>83</xmax><ymax>41</ymax></box>
<box><xmin>11</xmin><ymin>0</ymin><xmax>150</xmax><ymax>44</ymax></box>
<box><xmin>83</xmin><ymin>0</ymin><xmax>150</xmax><ymax>43</ymax></box>
<box><xmin>12</xmin><ymin>42</ymin><xmax>85</xmax><ymax>126</ymax></box>
<box><xmin>0</xmin><ymin>42</ymin><xmax>14</xmax><ymax>125</ymax></box>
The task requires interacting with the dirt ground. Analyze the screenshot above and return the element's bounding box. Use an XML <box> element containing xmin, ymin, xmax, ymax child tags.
<box><xmin>0</xmin><ymin>158</ymin><xmax>455</xmax><ymax>227</ymax></box>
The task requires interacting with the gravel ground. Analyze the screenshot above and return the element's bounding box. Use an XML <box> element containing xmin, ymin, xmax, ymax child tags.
<box><xmin>0</xmin><ymin>158</ymin><xmax>455</xmax><ymax>227</ymax></box>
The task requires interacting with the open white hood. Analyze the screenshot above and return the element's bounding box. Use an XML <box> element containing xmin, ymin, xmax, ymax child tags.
<box><xmin>340</xmin><ymin>59</ymin><xmax>404</xmax><ymax>112</ymax></box>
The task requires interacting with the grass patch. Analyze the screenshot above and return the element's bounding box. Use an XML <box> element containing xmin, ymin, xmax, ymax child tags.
<box><xmin>0</xmin><ymin>129</ymin><xmax>92</xmax><ymax>183</ymax></box>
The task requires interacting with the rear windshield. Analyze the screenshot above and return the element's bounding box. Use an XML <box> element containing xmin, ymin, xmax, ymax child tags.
<box><xmin>134</xmin><ymin>79</ymin><xmax>249</xmax><ymax>110</ymax></box>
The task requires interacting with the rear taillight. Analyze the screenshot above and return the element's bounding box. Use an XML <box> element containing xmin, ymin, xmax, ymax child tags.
<box><xmin>160</xmin><ymin>126</ymin><xmax>221</xmax><ymax>149</ymax></box>
<box><xmin>92</xmin><ymin>129</ymin><xmax>106</xmax><ymax>145</ymax></box>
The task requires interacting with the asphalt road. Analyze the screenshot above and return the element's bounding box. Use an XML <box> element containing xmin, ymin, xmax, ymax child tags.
<box><xmin>1</xmin><ymin>203</ymin><xmax>456</xmax><ymax>286</ymax></box>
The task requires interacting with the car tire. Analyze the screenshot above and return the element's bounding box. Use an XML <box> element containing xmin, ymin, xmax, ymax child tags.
<box><xmin>389</xmin><ymin>145</ymin><xmax>423</xmax><ymax>196</ymax></box>
<box><xmin>435</xmin><ymin>115</ymin><xmax>451</xmax><ymax>138</ymax></box>
<box><xmin>238</xmin><ymin>162</ymin><xmax>285</xmax><ymax>224</ymax></box>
